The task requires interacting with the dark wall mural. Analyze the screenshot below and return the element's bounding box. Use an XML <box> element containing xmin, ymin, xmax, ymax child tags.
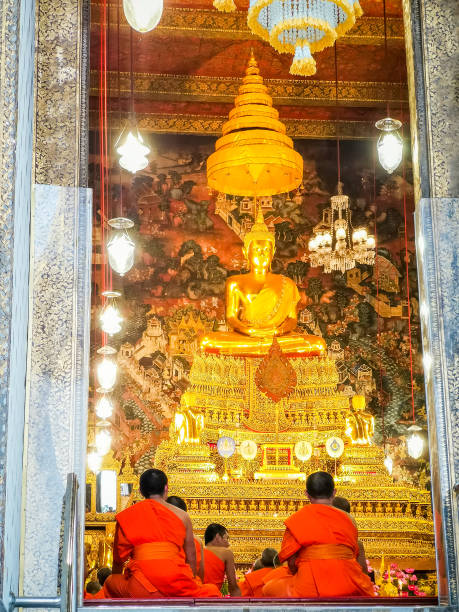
<box><xmin>89</xmin><ymin>133</ymin><xmax>427</xmax><ymax>487</ymax></box>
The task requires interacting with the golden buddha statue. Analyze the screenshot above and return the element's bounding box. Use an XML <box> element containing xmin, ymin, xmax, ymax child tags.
<box><xmin>174</xmin><ymin>391</ymin><xmax>204</xmax><ymax>444</ymax></box>
<box><xmin>200</xmin><ymin>209</ymin><xmax>327</xmax><ymax>357</ymax></box>
<box><xmin>345</xmin><ymin>394</ymin><xmax>375</xmax><ymax>445</ymax></box>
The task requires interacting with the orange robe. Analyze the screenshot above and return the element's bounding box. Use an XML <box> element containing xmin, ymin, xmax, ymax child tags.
<box><xmin>263</xmin><ymin>505</ymin><xmax>374</xmax><ymax>598</ymax></box>
<box><xmin>203</xmin><ymin>548</ymin><xmax>225</xmax><ymax>591</ymax></box>
<box><xmin>238</xmin><ymin>567</ymin><xmax>275</xmax><ymax>597</ymax></box>
<box><xmin>104</xmin><ymin>500</ymin><xmax>221</xmax><ymax>599</ymax></box>
<box><xmin>84</xmin><ymin>588</ymin><xmax>106</xmax><ymax>600</ymax></box>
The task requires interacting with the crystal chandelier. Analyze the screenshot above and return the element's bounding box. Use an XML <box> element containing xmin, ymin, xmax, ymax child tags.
<box><xmin>123</xmin><ymin>0</ymin><xmax>163</xmax><ymax>33</ymax></box>
<box><xmin>308</xmin><ymin>184</ymin><xmax>375</xmax><ymax>274</ymax></box>
<box><xmin>100</xmin><ymin>290</ymin><xmax>123</xmax><ymax>335</ymax></box>
<box><xmin>107</xmin><ymin>218</ymin><xmax>135</xmax><ymax>276</ymax></box>
<box><xmin>219</xmin><ymin>0</ymin><xmax>363</xmax><ymax>76</ymax></box>
<box><xmin>375</xmin><ymin>117</ymin><xmax>403</xmax><ymax>174</ymax></box>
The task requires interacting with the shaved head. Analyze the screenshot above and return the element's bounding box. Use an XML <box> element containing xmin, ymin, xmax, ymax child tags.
<box><xmin>139</xmin><ymin>469</ymin><xmax>168</xmax><ymax>498</ymax></box>
<box><xmin>306</xmin><ymin>471</ymin><xmax>335</xmax><ymax>499</ymax></box>
<box><xmin>332</xmin><ymin>496</ymin><xmax>351</xmax><ymax>513</ymax></box>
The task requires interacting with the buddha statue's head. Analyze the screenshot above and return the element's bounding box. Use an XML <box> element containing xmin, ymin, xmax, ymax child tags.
<box><xmin>242</xmin><ymin>208</ymin><xmax>276</xmax><ymax>271</ymax></box>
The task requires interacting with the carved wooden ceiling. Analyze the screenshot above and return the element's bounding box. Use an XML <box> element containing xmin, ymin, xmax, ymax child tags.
<box><xmin>90</xmin><ymin>0</ymin><xmax>409</xmax><ymax>138</ymax></box>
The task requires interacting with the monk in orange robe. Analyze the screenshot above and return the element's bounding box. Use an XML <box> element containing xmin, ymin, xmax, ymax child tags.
<box><xmin>238</xmin><ymin>548</ymin><xmax>279</xmax><ymax>597</ymax></box>
<box><xmin>204</xmin><ymin>523</ymin><xmax>241</xmax><ymax>596</ymax></box>
<box><xmin>263</xmin><ymin>472</ymin><xmax>374</xmax><ymax>598</ymax></box>
<box><xmin>167</xmin><ymin>495</ymin><xmax>205</xmax><ymax>582</ymax></box>
<box><xmin>104</xmin><ymin>469</ymin><xmax>221</xmax><ymax>599</ymax></box>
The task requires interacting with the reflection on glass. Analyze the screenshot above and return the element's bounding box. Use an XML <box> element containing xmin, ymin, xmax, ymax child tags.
<box><xmin>120</xmin><ymin>482</ymin><xmax>133</xmax><ymax>510</ymax></box>
<box><xmin>86</xmin><ymin>483</ymin><xmax>92</xmax><ymax>513</ymax></box>
<box><xmin>96</xmin><ymin>470</ymin><xmax>117</xmax><ymax>513</ymax></box>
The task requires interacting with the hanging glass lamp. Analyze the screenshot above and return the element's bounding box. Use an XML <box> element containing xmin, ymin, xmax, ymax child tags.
<box><xmin>383</xmin><ymin>455</ymin><xmax>393</xmax><ymax>475</ymax></box>
<box><xmin>107</xmin><ymin>218</ymin><xmax>135</xmax><ymax>276</ymax></box>
<box><xmin>406</xmin><ymin>425</ymin><xmax>424</xmax><ymax>459</ymax></box>
<box><xmin>116</xmin><ymin>124</ymin><xmax>150</xmax><ymax>174</ymax></box>
<box><xmin>95</xmin><ymin>393</ymin><xmax>114</xmax><ymax>420</ymax></box>
<box><xmin>100</xmin><ymin>290</ymin><xmax>123</xmax><ymax>335</ymax></box>
<box><xmin>96</xmin><ymin>346</ymin><xmax>118</xmax><ymax>391</ymax></box>
<box><xmin>375</xmin><ymin>118</ymin><xmax>403</xmax><ymax>174</ymax></box>
<box><xmin>95</xmin><ymin>429</ymin><xmax>112</xmax><ymax>456</ymax></box>
<box><xmin>87</xmin><ymin>450</ymin><xmax>102</xmax><ymax>473</ymax></box>
<box><xmin>123</xmin><ymin>0</ymin><xmax>163</xmax><ymax>33</ymax></box>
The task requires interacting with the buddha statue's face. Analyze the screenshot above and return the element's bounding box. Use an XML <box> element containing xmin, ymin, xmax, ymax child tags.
<box><xmin>246</xmin><ymin>239</ymin><xmax>274</xmax><ymax>272</ymax></box>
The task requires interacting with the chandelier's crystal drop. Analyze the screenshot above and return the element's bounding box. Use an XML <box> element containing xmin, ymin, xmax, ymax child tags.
<box><xmin>123</xmin><ymin>0</ymin><xmax>163</xmax><ymax>33</ymax></box>
<box><xmin>375</xmin><ymin>117</ymin><xmax>403</xmax><ymax>174</ymax></box>
<box><xmin>95</xmin><ymin>430</ymin><xmax>112</xmax><ymax>456</ymax></box>
<box><xmin>116</xmin><ymin>130</ymin><xmax>150</xmax><ymax>174</ymax></box>
<box><xmin>107</xmin><ymin>218</ymin><xmax>135</xmax><ymax>276</ymax></box>
<box><xmin>87</xmin><ymin>451</ymin><xmax>102</xmax><ymax>473</ymax></box>
<box><xmin>95</xmin><ymin>395</ymin><xmax>114</xmax><ymax>420</ymax></box>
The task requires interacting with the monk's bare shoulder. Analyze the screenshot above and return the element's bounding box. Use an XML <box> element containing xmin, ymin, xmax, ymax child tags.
<box><xmin>164</xmin><ymin>500</ymin><xmax>189</xmax><ymax>526</ymax></box>
<box><xmin>332</xmin><ymin>506</ymin><xmax>357</xmax><ymax>527</ymax></box>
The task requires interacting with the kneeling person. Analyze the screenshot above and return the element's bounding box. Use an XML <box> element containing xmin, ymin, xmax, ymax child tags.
<box><xmin>238</xmin><ymin>548</ymin><xmax>279</xmax><ymax>597</ymax></box>
<box><xmin>104</xmin><ymin>469</ymin><xmax>221</xmax><ymax>599</ymax></box>
<box><xmin>204</xmin><ymin>523</ymin><xmax>241</xmax><ymax>596</ymax></box>
<box><xmin>263</xmin><ymin>472</ymin><xmax>374</xmax><ymax>598</ymax></box>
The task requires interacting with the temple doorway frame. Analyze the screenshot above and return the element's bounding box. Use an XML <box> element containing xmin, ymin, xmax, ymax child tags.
<box><xmin>0</xmin><ymin>0</ymin><xmax>457</xmax><ymax>609</ymax></box>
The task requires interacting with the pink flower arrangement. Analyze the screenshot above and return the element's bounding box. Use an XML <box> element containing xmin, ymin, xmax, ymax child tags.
<box><xmin>376</xmin><ymin>562</ymin><xmax>427</xmax><ymax>597</ymax></box>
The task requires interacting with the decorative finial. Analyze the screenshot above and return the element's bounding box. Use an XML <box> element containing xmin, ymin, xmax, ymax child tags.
<box><xmin>243</xmin><ymin>205</ymin><xmax>275</xmax><ymax>251</ymax></box>
<box><xmin>246</xmin><ymin>49</ymin><xmax>259</xmax><ymax>76</ymax></box>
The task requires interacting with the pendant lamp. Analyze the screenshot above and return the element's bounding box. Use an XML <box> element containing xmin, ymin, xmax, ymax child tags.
<box><xmin>376</xmin><ymin>118</ymin><xmax>403</xmax><ymax>174</ymax></box>
<box><xmin>123</xmin><ymin>0</ymin><xmax>163</xmax><ymax>32</ymax></box>
<box><xmin>107</xmin><ymin>218</ymin><xmax>135</xmax><ymax>276</ymax></box>
<box><xmin>100</xmin><ymin>290</ymin><xmax>123</xmax><ymax>335</ymax></box>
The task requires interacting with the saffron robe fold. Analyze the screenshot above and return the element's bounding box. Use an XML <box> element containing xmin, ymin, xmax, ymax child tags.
<box><xmin>203</xmin><ymin>548</ymin><xmax>226</xmax><ymax>591</ymax></box>
<box><xmin>104</xmin><ymin>500</ymin><xmax>221</xmax><ymax>599</ymax></box>
<box><xmin>238</xmin><ymin>567</ymin><xmax>275</xmax><ymax>597</ymax></box>
<box><xmin>262</xmin><ymin>504</ymin><xmax>374</xmax><ymax>598</ymax></box>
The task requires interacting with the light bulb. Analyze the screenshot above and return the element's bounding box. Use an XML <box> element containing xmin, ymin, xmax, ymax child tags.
<box><xmin>407</xmin><ymin>432</ymin><xmax>424</xmax><ymax>459</ymax></box>
<box><xmin>376</xmin><ymin>118</ymin><xmax>403</xmax><ymax>174</ymax></box>
<box><xmin>100</xmin><ymin>304</ymin><xmax>123</xmax><ymax>335</ymax></box>
<box><xmin>87</xmin><ymin>451</ymin><xmax>102</xmax><ymax>473</ymax></box>
<box><xmin>107</xmin><ymin>218</ymin><xmax>135</xmax><ymax>276</ymax></box>
<box><xmin>96</xmin><ymin>395</ymin><xmax>114</xmax><ymax>420</ymax></box>
<box><xmin>384</xmin><ymin>455</ymin><xmax>393</xmax><ymax>475</ymax></box>
<box><xmin>123</xmin><ymin>0</ymin><xmax>163</xmax><ymax>33</ymax></box>
<box><xmin>336</xmin><ymin>227</ymin><xmax>346</xmax><ymax>240</ymax></box>
<box><xmin>96</xmin><ymin>430</ymin><xmax>112</xmax><ymax>456</ymax></box>
<box><xmin>366</xmin><ymin>235</ymin><xmax>375</xmax><ymax>249</ymax></box>
<box><xmin>116</xmin><ymin>130</ymin><xmax>150</xmax><ymax>173</ymax></box>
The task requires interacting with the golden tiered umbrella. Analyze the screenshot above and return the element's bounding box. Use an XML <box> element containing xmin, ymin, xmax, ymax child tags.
<box><xmin>207</xmin><ymin>52</ymin><xmax>303</xmax><ymax>197</ymax></box>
